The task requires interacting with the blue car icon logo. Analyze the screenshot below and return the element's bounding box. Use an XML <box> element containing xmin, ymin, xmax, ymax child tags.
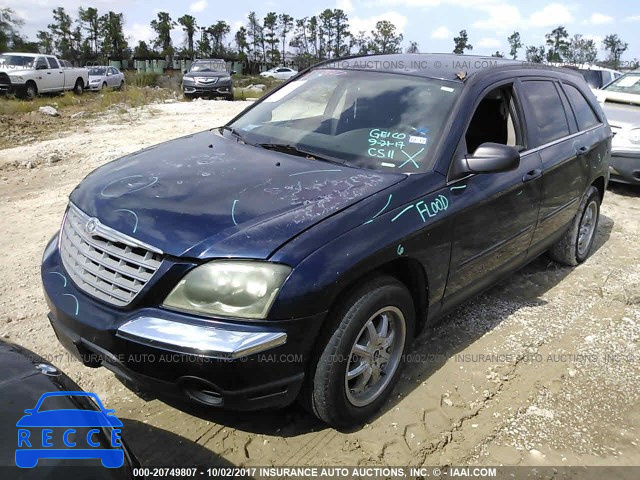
<box><xmin>15</xmin><ymin>391</ymin><xmax>124</xmax><ymax>468</ymax></box>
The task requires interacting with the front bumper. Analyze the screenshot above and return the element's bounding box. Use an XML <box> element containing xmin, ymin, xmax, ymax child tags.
<box><xmin>183</xmin><ymin>82</ymin><xmax>232</xmax><ymax>97</ymax></box>
<box><xmin>88</xmin><ymin>82</ymin><xmax>104</xmax><ymax>91</ymax></box>
<box><xmin>42</xmin><ymin>235</ymin><xmax>325</xmax><ymax>410</ymax></box>
<box><xmin>609</xmin><ymin>149</ymin><xmax>640</xmax><ymax>185</ymax></box>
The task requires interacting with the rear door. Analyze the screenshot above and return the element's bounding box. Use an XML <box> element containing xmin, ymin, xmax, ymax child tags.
<box><xmin>519</xmin><ymin>79</ymin><xmax>589</xmax><ymax>248</ymax></box>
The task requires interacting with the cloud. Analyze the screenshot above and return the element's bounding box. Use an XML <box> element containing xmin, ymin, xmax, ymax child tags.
<box><xmin>626</xmin><ymin>15</ymin><xmax>640</xmax><ymax>22</ymax></box>
<box><xmin>477</xmin><ymin>37</ymin><xmax>501</xmax><ymax>48</ymax></box>
<box><xmin>189</xmin><ymin>1</ymin><xmax>208</xmax><ymax>13</ymax></box>
<box><xmin>529</xmin><ymin>3</ymin><xmax>574</xmax><ymax>27</ymax></box>
<box><xmin>586</xmin><ymin>13</ymin><xmax>613</xmax><ymax>25</ymax></box>
<box><xmin>336</xmin><ymin>0</ymin><xmax>354</xmax><ymax>13</ymax></box>
<box><xmin>430</xmin><ymin>26</ymin><xmax>452</xmax><ymax>39</ymax></box>
<box><xmin>472</xmin><ymin>3</ymin><xmax>522</xmax><ymax>31</ymax></box>
<box><xmin>124</xmin><ymin>23</ymin><xmax>154</xmax><ymax>45</ymax></box>
<box><xmin>350</xmin><ymin>11</ymin><xmax>408</xmax><ymax>35</ymax></box>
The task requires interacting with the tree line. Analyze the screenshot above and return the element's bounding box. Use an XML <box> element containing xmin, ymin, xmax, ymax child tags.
<box><xmin>0</xmin><ymin>6</ymin><xmax>634</xmax><ymax>71</ymax></box>
<box><xmin>453</xmin><ymin>26</ymin><xmax>631</xmax><ymax>69</ymax></box>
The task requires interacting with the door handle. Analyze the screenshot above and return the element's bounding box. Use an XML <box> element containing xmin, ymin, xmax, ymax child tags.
<box><xmin>46</xmin><ymin>72</ymin><xmax>52</xmax><ymax>75</ymax></box>
<box><xmin>576</xmin><ymin>146</ymin><xmax>589</xmax><ymax>156</ymax></box>
<box><xmin>522</xmin><ymin>168</ymin><xmax>542</xmax><ymax>183</ymax></box>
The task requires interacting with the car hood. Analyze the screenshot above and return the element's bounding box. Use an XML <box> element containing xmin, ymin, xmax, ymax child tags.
<box><xmin>88</xmin><ymin>74</ymin><xmax>106</xmax><ymax>80</ymax></box>
<box><xmin>600</xmin><ymin>101</ymin><xmax>640</xmax><ymax>129</ymax></box>
<box><xmin>0</xmin><ymin>65</ymin><xmax>33</xmax><ymax>75</ymax></box>
<box><xmin>70</xmin><ymin>131</ymin><xmax>405</xmax><ymax>259</ymax></box>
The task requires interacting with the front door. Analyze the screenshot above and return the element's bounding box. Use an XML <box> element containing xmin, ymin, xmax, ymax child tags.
<box><xmin>444</xmin><ymin>82</ymin><xmax>543</xmax><ymax>306</ymax></box>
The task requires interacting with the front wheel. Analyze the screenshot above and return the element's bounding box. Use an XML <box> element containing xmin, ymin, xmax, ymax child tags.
<box><xmin>308</xmin><ymin>276</ymin><xmax>415</xmax><ymax>428</ymax></box>
<box><xmin>119</xmin><ymin>80</ymin><xmax>125</xmax><ymax>90</ymax></box>
<box><xmin>24</xmin><ymin>81</ymin><xmax>37</xmax><ymax>100</ymax></box>
<box><xmin>549</xmin><ymin>185</ymin><xmax>601</xmax><ymax>266</ymax></box>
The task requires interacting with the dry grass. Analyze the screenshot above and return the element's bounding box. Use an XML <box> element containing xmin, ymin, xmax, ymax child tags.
<box><xmin>0</xmin><ymin>86</ymin><xmax>175</xmax><ymax>116</ymax></box>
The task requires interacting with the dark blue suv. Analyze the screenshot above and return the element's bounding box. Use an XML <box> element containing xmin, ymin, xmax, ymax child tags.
<box><xmin>42</xmin><ymin>54</ymin><xmax>611</xmax><ymax>428</ymax></box>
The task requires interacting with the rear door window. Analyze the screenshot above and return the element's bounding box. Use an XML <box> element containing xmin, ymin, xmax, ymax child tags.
<box><xmin>520</xmin><ymin>80</ymin><xmax>571</xmax><ymax>146</ymax></box>
<box><xmin>563</xmin><ymin>84</ymin><xmax>600</xmax><ymax>131</ymax></box>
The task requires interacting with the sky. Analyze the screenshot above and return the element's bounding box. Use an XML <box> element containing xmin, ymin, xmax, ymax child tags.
<box><xmin>2</xmin><ymin>0</ymin><xmax>639</xmax><ymax>61</ymax></box>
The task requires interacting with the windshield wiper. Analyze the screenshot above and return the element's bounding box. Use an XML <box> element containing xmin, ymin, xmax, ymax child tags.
<box><xmin>218</xmin><ymin>125</ymin><xmax>251</xmax><ymax>144</ymax></box>
<box><xmin>257</xmin><ymin>143</ymin><xmax>346</xmax><ymax>165</ymax></box>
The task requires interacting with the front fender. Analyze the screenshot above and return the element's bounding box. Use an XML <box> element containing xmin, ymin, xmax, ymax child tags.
<box><xmin>269</xmin><ymin>180</ymin><xmax>460</xmax><ymax>320</ymax></box>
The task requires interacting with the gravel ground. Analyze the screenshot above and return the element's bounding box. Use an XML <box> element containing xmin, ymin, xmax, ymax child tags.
<box><xmin>0</xmin><ymin>100</ymin><xmax>638</xmax><ymax>470</ymax></box>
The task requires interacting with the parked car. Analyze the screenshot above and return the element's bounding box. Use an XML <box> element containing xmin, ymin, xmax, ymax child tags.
<box><xmin>42</xmin><ymin>54</ymin><xmax>610</xmax><ymax>429</ymax></box>
<box><xmin>0</xmin><ymin>53</ymin><xmax>88</xmax><ymax>99</ymax></box>
<box><xmin>573</xmin><ymin>65</ymin><xmax>622</xmax><ymax>90</ymax></box>
<box><xmin>87</xmin><ymin>66</ymin><xmax>125</xmax><ymax>91</ymax></box>
<box><xmin>595</xmin><ymin>70</ymin><xmax>640</xmax><ymax>185</ymax></box>
<box><xmin>0</xmin><ymin>340</ymin><xmax>139</xmax><ymax>476</ymax></box>
<box><xmin>260</xmin><ymin>67</ymin><xmax>298</xmax><ymax>80</ymax></box>
<box><xmin>181</xmin><ymin>58</ymin><xmax>233</xmax><ymax>100</ymax></box>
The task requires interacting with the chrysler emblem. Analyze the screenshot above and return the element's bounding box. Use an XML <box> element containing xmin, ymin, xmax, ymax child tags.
<box><xmin>85</xmin><ymin>218</ymin><xmax>99</xmax><ymax>234</ymax></box>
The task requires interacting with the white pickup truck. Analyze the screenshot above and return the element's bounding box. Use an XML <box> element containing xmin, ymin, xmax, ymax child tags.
<box><xmin>0</xmin><ymin>53</ymin><xmax>89</xmax><ymax>99</ymax></box>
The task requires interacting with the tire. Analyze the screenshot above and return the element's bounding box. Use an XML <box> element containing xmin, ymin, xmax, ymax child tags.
<box><xmin>119</xmin><ymin>80</ymin><xmax>125</xmax><ymax>90</ymax></box>
<box><xmin>548</xmin><ymin>185</ymin><xmax>600</xmax><ymax>266</ymax></box>
<box><xmin>308</xmin><ymin>275</ymin><xmax>415</xmax><ymax>428</ymax></box>
<box><xmin>73</xmin><ymin>79</ymin><xmax>84</xmax><ymax>95</ymax></box>
<box><xmin>184</xmin><ymin>93</ymin><xmax>195</xmax><ymax>100</ymax></box>
<box><xmin>24</xmin><ymin>81</ymin><xmax>37</xmax><ymax>100</ymax></box>
<box><xmin>225</xmin><ymin>93</ymin><xmax>234</xmax><ymax>101</ymax></box>
<box><xmin>102</xmin><ymin>82</ymin><xmax>107</xmax><ymax>91</ymax></box>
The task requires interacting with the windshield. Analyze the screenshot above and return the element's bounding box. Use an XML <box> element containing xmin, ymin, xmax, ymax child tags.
<box><xmin>191</xmin><ymin>61</ymin><xmax>227</xmax><ymax>72</ymax></box>
<box><xmin>89</xmin><ymin>67</ymin><xmax>106</xmax><ymax>75</ymax></box>
<box><xmin>230</xmin><ymin>69</ymin><xmax>462</xmax><ymax>173</ymax></box>
<box><xmin>0</xmin><ymin>54</ymin><xmax>35</xmax><ymax>69</ymax></box>
<box><xmin>603</xmin><ymin>73</ymin><xmax>640</xmax><ymax>95</ymax></box>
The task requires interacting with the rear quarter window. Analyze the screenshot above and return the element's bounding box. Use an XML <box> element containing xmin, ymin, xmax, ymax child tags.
<box><xmin>564</xmin><ymin>84</ymin><xmax>600</xmax><ymax>131</ymax></box>
<box><xmin>520</xmin><ymin>80</ymin><xmax>570</xmax><ymax>146</ymax></box>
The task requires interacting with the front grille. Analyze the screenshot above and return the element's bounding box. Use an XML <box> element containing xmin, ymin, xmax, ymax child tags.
<box><xmin>59</xmin><ymin>204</ymin><xmax>163</xmax><ymax>307</ymax></box>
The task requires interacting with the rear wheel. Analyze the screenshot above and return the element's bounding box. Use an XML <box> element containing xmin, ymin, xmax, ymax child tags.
<box><xmin>73</xmin><ymin>79</ymin><xmax>84</xmax><ymax>95</ymax></box>
<box><xmin>549</xmin><ymin>185</ymin><xmax>600</xmax><ymax>265</ymax></box>
<box><xmin>119</xmin><ymin>80</ymin><xmax>125</xmax><ymax>90</ymax></box>
<box><xmin>307</xmin><ymin>276</ymin><xmax>414</xmax><ymax>428</ymax></box>
<box><xmin>102</xmin><ymin>82</ymin><xmax>107</xmax><ymax>91</ymax></box>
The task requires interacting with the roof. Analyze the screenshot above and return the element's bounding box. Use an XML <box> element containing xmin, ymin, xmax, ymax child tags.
<box><xmin>313</xmin><ymin>53</ymin><xmax>575</xmax><ymax>82</ymax></box>
<box><xmin>2</xmin><ymin>52</ymin><xmax>39</xmax><ymax>58</ymax></box>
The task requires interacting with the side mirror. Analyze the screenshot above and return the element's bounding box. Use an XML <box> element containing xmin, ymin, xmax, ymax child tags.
<box><xmin>231</xmin><ymin>70</ymin><xmax>236</xmax><ymax>75</ymax></box>
<box><xmin>183</xmin><ymin>70</ymin><xmax>188</xmax><ymax>74</ymax></box>
<box><xmin>451</xmin><ymin>143</ymin><xmax>520</xmax><ymax>179</ymax></box>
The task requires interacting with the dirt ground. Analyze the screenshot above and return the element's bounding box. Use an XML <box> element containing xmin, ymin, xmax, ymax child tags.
<box><xmin>0</xmin><ymin>100</ymin><xmax>638</xmax><ymax>471</ymax></box>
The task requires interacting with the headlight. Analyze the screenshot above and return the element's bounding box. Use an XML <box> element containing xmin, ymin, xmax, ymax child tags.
<box><xmin>219</xmin><ymin>76</ymin><xmax>231</xmax><ymax>82</ymax></box>
<box><xmin>91</xmin><ymin>79</ymin><xmax>101</xmax><ymax>83</ymax></box>
<box><xmin>182</xmin><ymin>76</ymin><xmax>195</xmax><ymax>84</ymax></box>
<box><xmin>163</xmin><ymin>261</ymin><xmax>291</xmax><ymax>319</ymax></box>
<box><xmin>629</xmin><ymin>128</ymin><xmax>640</xmax><ymax>145</ymax></box>
<box><xmin>10</xmin><ymin>75</ymin><xmax>25</xmax><ymax>83</ymax></box>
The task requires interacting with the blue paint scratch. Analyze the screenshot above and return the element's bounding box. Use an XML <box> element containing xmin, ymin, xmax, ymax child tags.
<box><xmin>391</xmin><ymin>205</ymin><xmax>415</xmax><ymax>222</ymax></box>
<box><xmin>49</xmin><ymin>272</ymin><xmax>67</xmax><ymax>288</ymax></box>
<box><xmin>289</xmin><ymin>169</ymin><xmax>342</xmax><ymax>177</ymax></box>
<box><xmin>364</xmin><ymin>194</ymin><xmax>393</xmax><ymax>224</ymax></box>
<box><xmin>115</xmin><ymin>209</ymin><xmax>139</xmax><ymax>233</ymax></box>
<box><xmin>62</xmin><ymin>293</ymin><xmax>79</xmax><ymax>316</ymax></box>
<box><xmin>231</xmin><ymin>199</ymin><xmax>239</xmax><ymax>226</ymax></box>
<box><xmin>450</xmin><ymin>185</ymin><xmax>467</xmax><ymax>191</ymax></box>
